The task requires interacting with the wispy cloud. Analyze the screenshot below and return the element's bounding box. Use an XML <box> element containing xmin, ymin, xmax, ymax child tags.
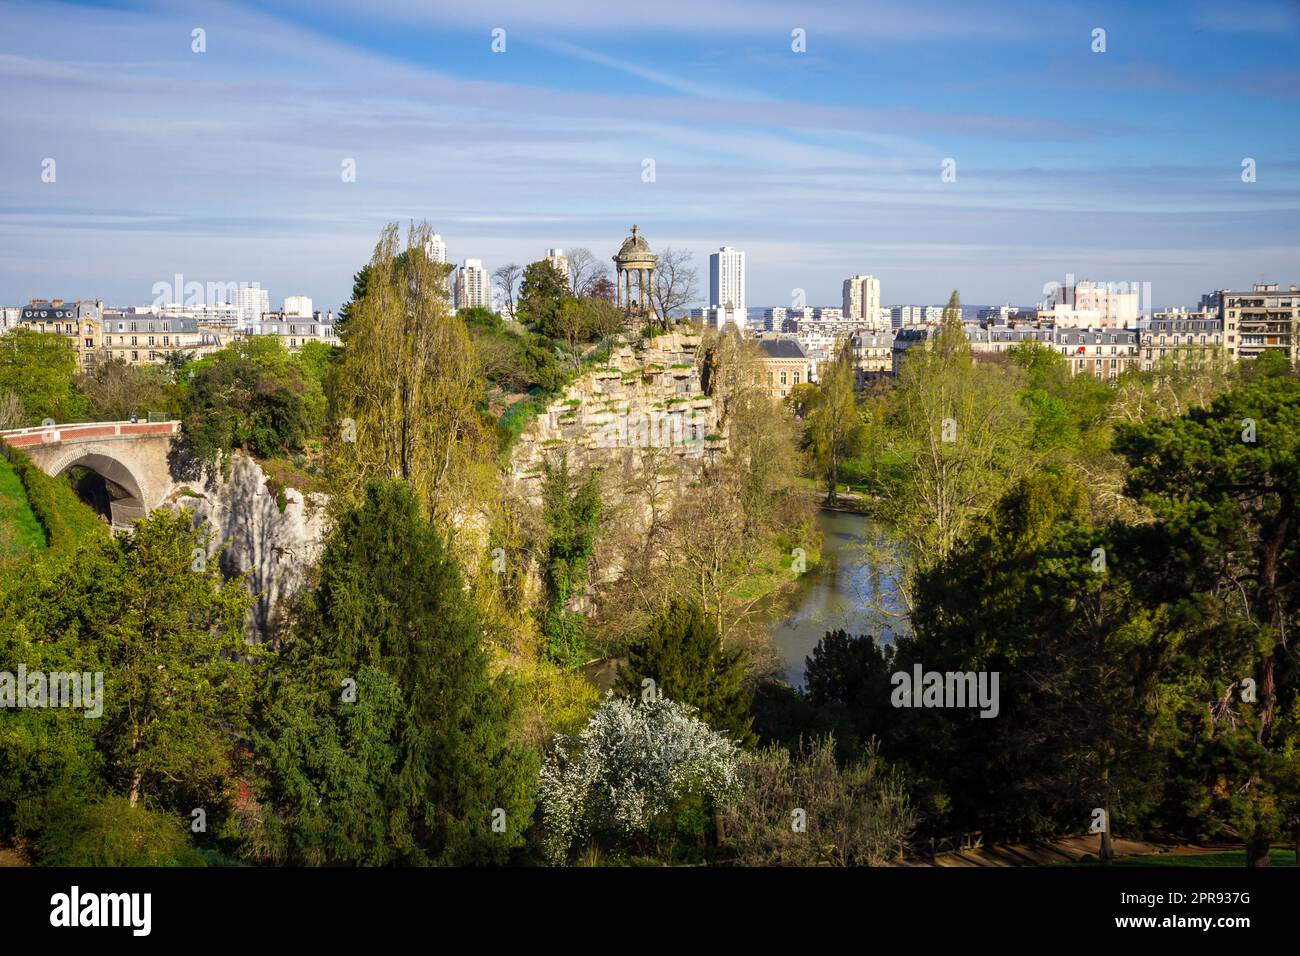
<box><xmin>0</xmin><ymin>0</ymin><xmax>1295</xmax><ymax>308</ymax></box>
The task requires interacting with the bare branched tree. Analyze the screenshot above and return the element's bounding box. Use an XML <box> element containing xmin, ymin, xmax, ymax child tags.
<box><xmin>651</xmin><ymin>247</ymin><xmax>699</xmax><ymax>328</ymax></box>
<box><xmin>567</xmin><ymin>247</ymin><xmax>609</xmax><ymax>298</ymax></box>
<box><xmin>492</xmin><ymin>263</ymin><xmax>522</xmax><ymax>319</ymax></box>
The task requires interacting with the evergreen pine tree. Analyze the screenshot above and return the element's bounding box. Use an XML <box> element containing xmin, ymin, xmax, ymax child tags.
<box><xmin>617</xmin><ymin>599</ymin><xmax>755</xmax><ymax>747</ymax></box>
<box><xmin>253</xmin><ymin>480</ymin><xmax>537</xmax><ymax>865</ymax></box>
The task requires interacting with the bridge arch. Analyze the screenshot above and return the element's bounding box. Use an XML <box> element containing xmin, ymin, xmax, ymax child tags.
<box><xmin>47</xmin><ymin>448</ymin><xmax>150</xmax><ymax>526</ymax></box>
<box><xmin>0</xmin><ymin>421</ymin><xmax>181</xmax><ymax>530</ymax></box>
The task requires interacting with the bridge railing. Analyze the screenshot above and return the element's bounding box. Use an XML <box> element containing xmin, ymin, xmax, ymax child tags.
<box><xmin>0</xmin><ymin>420</ymin><xmax>181</xmax><ymax>446</ymax></box>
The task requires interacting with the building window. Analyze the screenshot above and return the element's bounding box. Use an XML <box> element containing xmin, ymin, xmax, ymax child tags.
<box><xmin>780</xmin><ymin>371</ymin><xmax>788</xmax><ymax>387</ymax></box>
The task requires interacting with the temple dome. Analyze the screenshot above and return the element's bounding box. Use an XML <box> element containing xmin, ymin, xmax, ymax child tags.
<box><xmin>611</xmin><ymin>224</ymin><xmax>656</xmax><ymax>314</ymax></box>
<box><xmin>613</xmin><ymin>225</ymin><xmax>656</xmax><ymax>267</ymax></box>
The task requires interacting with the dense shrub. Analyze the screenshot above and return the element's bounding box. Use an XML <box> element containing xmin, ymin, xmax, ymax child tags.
<box><xmin>718</xmin><ymin>736</ymin><xmax>916</xmax><ymax>866</ymax></box>
<box><xmin>617</xmin><ymin>599</ymin><xmax>754</xmax><ymax>746</ymax></box>
<box><xmin>35</xmin><ymin>796</ymin><xmax>206</xmax><ymax>867</ymax></box>
<box><xmin>180</xmin><ymin>338</ymin><xmax>325</xmax><ymax>461</ymax></box>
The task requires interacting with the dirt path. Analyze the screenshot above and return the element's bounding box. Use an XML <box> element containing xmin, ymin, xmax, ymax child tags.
<box><xmin>0</xmin><ymin>846</ymin><xmax>30</xmax><ymax>867</ymax></box>
<box><xmin>927</xmin><ymin>835</ymin><xmax>1232</xmax><ymax>867</ymax></box>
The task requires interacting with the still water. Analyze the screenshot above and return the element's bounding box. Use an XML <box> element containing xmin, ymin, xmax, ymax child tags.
<box><xmin>758</xmin><ymin>509</ymin><xmax>904</xmax><ymax>688</ymax></box>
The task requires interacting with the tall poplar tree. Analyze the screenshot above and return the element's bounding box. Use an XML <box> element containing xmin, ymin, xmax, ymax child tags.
<box><xmin>803</xmin><ymin>336</ymin><xmax>866</xmax><ymax>505</ymax></box>
<box><xmin>870</xmin><ymin>289</ymin><xmax>1032</xmax><ymax>609</ymax></box>
<box><xmin>332</xmin><ymin>222</ymin><xmax>494</xmax><ymax>530</ymax></box>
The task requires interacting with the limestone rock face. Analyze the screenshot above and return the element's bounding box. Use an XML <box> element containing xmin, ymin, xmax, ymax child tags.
<box><xmin>508</xmin><ymin>329</ymin><xmax>727</xmax><ymax>589</ymax></box>
<box><xmin>166</xmin><ymin>453</ymin><xmax>330</xmax><ymax>639</ymax></box>
<box><xmin>509</xmin><ymin>329</ymin><xmax>725</xmax><ymax>503</ymax></box>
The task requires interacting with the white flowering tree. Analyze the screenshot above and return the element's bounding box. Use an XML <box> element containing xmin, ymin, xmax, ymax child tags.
<box><xmin>539</xmin><ymin>696</ymin><xmax>741</xmax><ymax>864</ymax></box>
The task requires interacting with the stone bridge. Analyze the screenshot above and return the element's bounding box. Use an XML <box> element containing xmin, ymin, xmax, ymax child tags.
<box><xmin>0</xmin><ymin>420</ymin><xmax>180</xmax><ymax>529</ymax></box>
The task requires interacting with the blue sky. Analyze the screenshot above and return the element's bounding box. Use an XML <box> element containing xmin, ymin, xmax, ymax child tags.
<box><xmin>1</xmin><ymin>0</ymin><xmax>1297</xmax><ymax>311</ymax></box>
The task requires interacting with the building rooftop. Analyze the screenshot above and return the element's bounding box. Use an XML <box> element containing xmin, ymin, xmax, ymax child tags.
<box><xmin>104</xmin><ymin>312</ymin><xmax>201</xmax><ymax>333</ymax></box>
<box><xmin>758</xmin><ymin>339</ymin><xmax>807</xmax><ymax>359</ymax></box>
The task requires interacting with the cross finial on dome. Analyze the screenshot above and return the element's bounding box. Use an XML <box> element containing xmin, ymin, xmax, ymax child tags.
<box><xmin>631</xmin><ymin>224</ymin><xmax>638</xmax><ymax>237</ymax></box>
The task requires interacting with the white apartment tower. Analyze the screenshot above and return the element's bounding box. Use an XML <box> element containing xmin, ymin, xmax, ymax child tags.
<box><xmin>455</xmin><ymin>259</ymin><xmax>491</xmax><ymax>311</ymax></box>
<box><xmin>282</xmin><ymin>295</ymin><xmax>313</xmax><ymax>318</ymax></box>
<box><xmin>231</xmin><ymin>285</ymin><xmax>270</xmax><ymax>330</ymax></box>
<box><xmin>545</xmin><ymin>248</ymin><xmax>570</xmax><ymax>285</ymax></box>
<box><xmin>1047</xmin><ymin>280</ymin><xmax>1140</xmax><ymax>328</ymax></box>
<box><xmin>425</xmin><ymin>234</ymin><xmax>448</xmax><ymax>264</ymax></box>
<box><xmin>709</xmin><ymin>247</ymin><xmax>746</xmax><ymax>315</ymax></box>
<box><xmin>842</xmin><ymin>275</ymin><xmax>881</xmax><ymax>323</ymax></box>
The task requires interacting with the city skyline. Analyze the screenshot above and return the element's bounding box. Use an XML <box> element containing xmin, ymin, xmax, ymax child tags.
<box><xmin>2</xmin><ymin>0</ymin><xmax>1298</xmax><ymax>309</ymax></box>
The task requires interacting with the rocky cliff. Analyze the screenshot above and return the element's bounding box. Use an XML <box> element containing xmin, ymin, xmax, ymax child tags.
<box><xmin>167</xmin><ymin>453</ymin><xmax>329</xmax><ymax>638</ymax></box>
<box><xmin>509</xmin><ymin>328</ymin><xmax>725</xmax><ymax>499</ymax></box>
<box><xmin>507</xmin><ymin>328</ymin><xmax>726</xmax><ymax>586</ymax></box>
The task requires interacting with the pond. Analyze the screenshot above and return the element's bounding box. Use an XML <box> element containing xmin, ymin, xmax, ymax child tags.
<box><xmin>757</xmin><ymin>509</ymin><xmax>906</xmax><ymax>688</ymax></box>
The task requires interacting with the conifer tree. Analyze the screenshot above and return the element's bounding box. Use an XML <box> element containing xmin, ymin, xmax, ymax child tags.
<box><xmin>253</xmin><ymin>480</ymin><xmax>537</xmax><ymax>865</ymax></box>
<box><xmin>617</xmin><ymin>599</ymin><xmax>755</xmax><ymax>746</ymax></box>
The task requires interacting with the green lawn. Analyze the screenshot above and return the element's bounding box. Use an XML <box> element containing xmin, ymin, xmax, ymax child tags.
<box><xmin>0</xmin><ymin>453</ymin><xmax>47</xmax><ymax>557</ymax></box>
<box><xmin>0</xmin><ymin>445</ymin><xmax>107</xmax><ymax>551</ymax></box>
<box><xmin>1051</xmin><ymin>848</ymin><xmax>1297</xmax><ymax>868</ymax></box>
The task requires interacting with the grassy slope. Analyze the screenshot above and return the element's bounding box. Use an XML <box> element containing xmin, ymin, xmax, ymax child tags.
<box><xmin>730</xmin><ymin>540</ymin><xmax>823</xmax><ymax>604</ymax></box>
<box><xmin>0</xmin><ymin>454</ymin><xmax>46</xmax><ymax>558</ymax></box>
<box><xmin>0</xmin><ymin>445</ymin><xmax>107</xmax><ymax>553</ymax></box>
